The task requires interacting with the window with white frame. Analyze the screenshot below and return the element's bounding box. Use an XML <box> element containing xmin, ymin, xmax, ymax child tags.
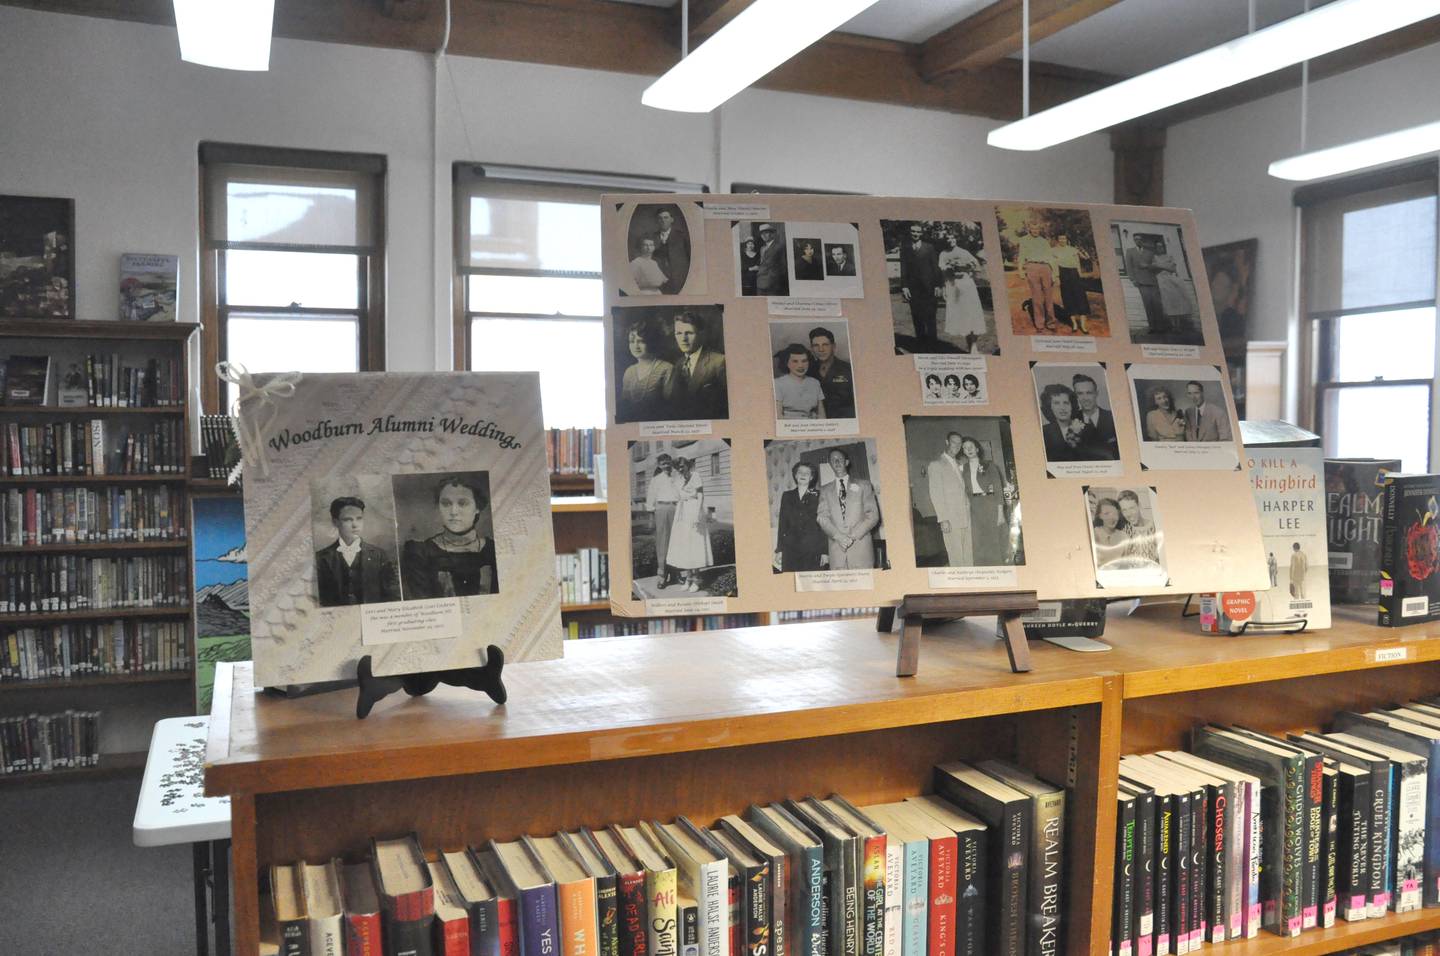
<box><xmin>1301</xmin><ymin>162</ymin><xmax>1439</xmax><ymax>473</ymax></box>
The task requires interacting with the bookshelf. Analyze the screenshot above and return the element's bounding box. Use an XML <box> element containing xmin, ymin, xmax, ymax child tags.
<box><xmin>0</xmin><ymin>319</ymin><xmax>199</xmax><ymax>770</ymax></box>
<box><xmin>206</xmin><ymin>603</ymin><xmax>1440</xmax><ymax>956</ymax></box>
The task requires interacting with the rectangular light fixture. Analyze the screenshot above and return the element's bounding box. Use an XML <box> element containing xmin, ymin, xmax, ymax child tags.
<box><xmin>173</xmin><ymin>0</ymin><xmax>275</xmax><ymax>71</ymax></box>
<box><xmin>1269</xmin><ymin>119</ymin><xmax>1440</xmax><ymax>181</ymax></box>
<box><xmin>642</xmin><ymin>0</ymin><xmax>882</xmax><ymax>113</ymax></box>
<box><xmin>988</xmin><ymin>0</ymin><xmax>1440</xmax><ymax>151</ymax></box>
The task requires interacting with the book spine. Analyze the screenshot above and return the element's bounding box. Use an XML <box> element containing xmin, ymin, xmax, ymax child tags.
<box><xmin>438</xmin><ymin>915</ymin><xmax>470</xmax><ymax>956</ymax></box>
<box><xmin>1394</xmin><ymin>761</ymin><xmax>1426</xmax><ymax>912</ymax></box>
<box><xmin>999</xmin><ymin>804</ymin><xmax>1031</xmax><ymax>956</ymax></box>
<box><xmin>310</xmin><ymin>914</ymin><xmax>343</xmax><ymax>956</ymax></box>
<box><xmin>1114</xmin><ymin>797</ymin><xmax>1135</xmax><ymax>956</ymax></box>
<box><xmin>1205</xmin><ymin>785</ymin><xmax>1225</xmax><ymax>945</ymax></box>
<box><xmin>598</xmin><ymin>874</ymin><xmax>619</xmax><ymax>956</ymax></box>
<box><xmin>1152</xmin><ymin>796</ymin><xmax>1172</xmax><ymax>956</ymax></box>
<box><xmin>1379</xmin><ymin>476</ymin><xmax>1400</xmax><ymax>625</ymax></box>
<box><xmin>858</xmin><ymin>834</ymin><xmax>884</xmax><ymax>956</ymax></box>
<box><xmin>1301</xmin><ymin>756</ymin><xmax>1322</xmax><ymax>929</ymax></box>
<box><xmin>954</xmin><ymin>830</ymin><xmax>984</xmax><ymax>956</ymax></box>
<box><xmin>388</xmin><ymin>915</ymin><xmax>436</xmax><ymax>956</ymax></box>
<box><xmin>619</xmin><ymin>873</ymin><xmax>649</xmax><ymax>956</ymax></box>
<box><xmin>925</xmin><ymin>834</ymin><xmax>957</xmax><ymax>956</ymax></box>
<box><xmin>498</xmin><ymin>897</ymin><xmax>520</xmax><ymax>956</ymax></box>
<box><xmin>1225</xmin><ymin>780</ymin><xmax>1245</xmax><ymax>940</ymax></box>
<box><xmin>475</xmin><ymin>899</ymin><xmax>502</xmax><ymax>956</ymax></box>
<box><xmin>881</xmin><ymin>836</ymin><xmax>901</xmax><ymax>956</ymax></box>
<box><xmin>280</xmin><ymin>917</ymin><xmax>310</xmax><ymax>956</ymax></box>
<box><xmin>1186</xmin><ymin>789</ymin><xmax>1203</xmax><ymax>950</ymax></box>
<box><xmin>1130</xmin><ymin>792</ymin><xmax>1154</xmax><ymax>956</ymax></box>
<box><xmin>681</xmin><ymin>903</ymin><xmax>700</xmax><ymax>956</ymax></box>
<box><xmin>1373</xmin><ymin>763</ymin><xmax>1393</xmax><ymax>916</ymax></box>
<box><xmin>1341</xmin><ymin>771</ymin><xmax>1370</xmax><ymax>921</ymax></box>
<box><xmin>558</xmin><ymin>879</ymin><xmax>598</xmax><ymax>956</ymax></box>
<box><xmin>1171</xmin><ymin>793</ymin><xmax>1190</xmax><ymax>955</ymax></box>
<box><xmin>701</xmin><ymin>859</ymin><xmax>729</xmax><ymax>956</ymax></box>
<box><xmin>769</xmin><ymin>853</ymin><xmax>786</xmax><ymax>956</ymax></box>
<box><xmin>646</xmin><ymin>867</ymin><xmax>678</xmax><ymax>956</ymax></box>
<box><xmin>797</xmin><ymin>843</ymin><xmax>823</xmax><ymax>956</ymax></box>
<box><xmin>1281</xmin><ymin>758</ymin><xmax>1304</xmax><ymax>935</ymax></box>
<box><xmin>899</xmin><ymin>840</ymin><xmax>928</xmax><ymax>956</ymax></box>
<box><xmin>838</xmin><ymin>839</ymin><xmax>858</xmax><ymax>956</ymax></box>
<box><xmin>521</xmin><ymin>884</ymin><xmax>561</xmax><ymax>956</ymax></box>
<box><xmin>728</xmin><ymin>874</ymin><xmax>741</xmax><ymax>956</ymax></box>
<box><xmin>745</xmin><ymin>861</ymin><xmax>772</xmax><ymax>956</ymax></box>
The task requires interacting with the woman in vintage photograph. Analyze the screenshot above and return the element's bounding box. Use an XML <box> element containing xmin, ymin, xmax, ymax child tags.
<box><xmin>794</xmin><ymin>240</ymin><xmax>824</xmax><ymax>281</ymax></box>
<box><xmin>943</xmin><ymin>374</ymin><xmax>964</xmax><ymax>401</ymax></box>
<box><xmin>401</xmin><ymin>474</ymin><xmax>499</xmax><ymax>599</ymax></box>
<box><xmin>1143</xmin><ymin>386</ymin><xmax>1187</xmax><ymax>442</ymax></box>
<box><xmin>959</xmin><ymin>436</ymin><xmax>1013</xmax><ymax>566</ymax></box>
<box><xmin>1051</xmin><ymin>233</ymin><xmax>1092</xmax><ymax>333</ymax></box>
<box><xmin>774</xmin><ymin>460</ymin><xmax>827</xmax><ymax>572</ymax></box>
<box><xmin>1118</xmin><ymin>489</ymin><xmax>1161</xmax><ymax>566</ymax></box>
<box><xmin>629</xmin><ymin>237</ymin><xmax>668</xmax><ymax>295</ymax></box>
<box><xmin>618</xmin><ymin>315</ymin><xmax>676</xmax><ymax>423</ymax></box>
<box><xmin>666</xmin><ymin>457</ymin><xmax>713</xmax><ymax>592</ymax></box>
<box><xmin>739</xmin><ymin>236</ymin><xmax>760</xmax><ymax>297</ymax></box>
<box><xmin>1039</xmin><ymin>382</ymin><xmax>1089</xmax><ymax>461</ymax></box>
<box><xmin>774</xmin><ymin>343</ymin><xmax>826</xmax><ymax>420</ymax></box>
<box><xmin>924</xmin><ymin>373</ymin><xmax>945</xmax><ymax>401</ymax></box>
<box><xmin>1154</xmin><ymin>243</ymin><xmax>1198</xmax><ymax>332</ymax></box>
<box><xmin>939</xmin><ymin>230</ymin><xmax>986</xmax><ymax>350</ymax></box>
<box><xmin>1090</xmin><ymin>496</ymin><xmax>1131</xmax><ymax>569</ymax></box>
<box><xmin>962</xmin><ymin>373</ymin><xmax>982</xmax><ymax>400</ymax></box>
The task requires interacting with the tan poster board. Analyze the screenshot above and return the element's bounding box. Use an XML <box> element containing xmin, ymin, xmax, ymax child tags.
<box><xmin>602</xmin><ymin>195</ymin><xmax>1267</xmax><ymax>617</ymax></box>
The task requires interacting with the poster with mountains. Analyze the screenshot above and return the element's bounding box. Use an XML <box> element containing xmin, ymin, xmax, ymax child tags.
<box><xmin>192</xmin><ymin>495</ymin><xmax>249</xmax><ymax>714</ymax></box>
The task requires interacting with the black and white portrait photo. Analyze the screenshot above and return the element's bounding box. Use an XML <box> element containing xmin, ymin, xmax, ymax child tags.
<box><xmin>793</xmin><ymin>237</ymin><xmax>825</xmax><ymax>281</ymax></box>
<box><xmin>768</xmin><ymin>319</ymin><xmax>859</xmax><ymax>434</ymax></box>
<box><xmin>1031</xmin><ymin>362</ymin><xmax>1123</xmax><ymax>477</ymax></box>
<box><xmin>612</xmin><ymin>305</ymin><xmax>729</xmax><ymax>423</ymax></box>
<box><xmin>764</xmin><ymin>438</ymin><xmax>889</xmax><ymax>573</ymax></box>
<box><xmin>902</xmin><ymin>416</ymin><xmax>1023</xmax><ymax>569</ymax></box>
<box><xmin>629</xmin><ymin>439</ymin><xmax>738</xmax><ymax>598</ymax></box>
<box><xmin>825</xmin><ymin>242</ymin><xmax>856</xmax><ymax>277</ymax></box>
<box><xmin>1111</xmin><ymin>220</ymin><xmax>1203</xmax><ymax>346</ymax></box>
<box><xmin>917</xmin><ymin>356</ymin><xmax>988</xmax><ymax>407</ymax></box>
<box><xmin>392</xmin><ymin>471</ymin><xmax>499</xmax><ymax>600</ymax></box>
<box><xmin>881</xmin><ymin>219</ymin><xmax>996</xmax><ymax>356</ymax></box>
<box><xmin>735</xmin><ymin>221</ymin><xmax>789</xmax><ymax>297</ymax></box>
<box><xmin>309</xmin><ymin>475</ymin><xmax>401</xmax><ymax>608</ymax></box>
<box><xmin>0</xmin><ymin>194</ymin><xmax>73</xmax><ymax>318</ymax></box>
<box><xmin>1084</xmin><ymin>485</ymin><xmax>1168</xmax><ymax>589</ymax></box>
<box><xmin>1127</xmin><ymin>363</ymin><xmax>1239</xmax><ymax>470</ymax></box>
<box><xmin>621</xmin><ymin>201</ymin><xmax>705</xmax><ymax>297</ymax></box>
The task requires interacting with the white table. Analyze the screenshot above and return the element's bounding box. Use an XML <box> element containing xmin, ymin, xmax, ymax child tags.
<box><xmin>133</xmin><ymin>716</ymin><xmax>232</xmax><ymax>956</ymax></box>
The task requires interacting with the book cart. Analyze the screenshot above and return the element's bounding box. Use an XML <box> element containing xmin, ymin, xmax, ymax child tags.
<box><xmin>204</xmin><ymin>603</ymin><xmax>1440</xmax><ymax>956</ymax></box>
<box><xmin>0</xmin><ymin>318</ymin><xmax>199</xmax><ymax>781</ymax></box>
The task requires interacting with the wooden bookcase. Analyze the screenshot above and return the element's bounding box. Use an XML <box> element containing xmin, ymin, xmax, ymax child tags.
<box><xmin>0</xmin><ymin>318</ymin><xmax>199</xmax><ymax>780</ymax></box>
<box><xmin>206</xmin><ymin>603</ymin><xmax>1440</xmax><ymax>956</ymax></box>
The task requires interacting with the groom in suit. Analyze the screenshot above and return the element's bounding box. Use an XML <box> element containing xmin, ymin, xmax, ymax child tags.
<box><xmin>926</xmin><ymin>431</ymin><xmax>974</xmax><ymax>567</ymax></box>
<box><xmin>899</xmin><ymin>222</ymin><xmax>943</xmax><ymax>349</ymax></box>
<box><xmin>1071</xmin><ymin>373</ymin><xmax>1119</xmax><ymax>460</ymax></box>
<box><xmin>672</xmin><ymin>311</ymin><xmax>729</xmax><ymax>419</ymax></box>
<box><xmin>1184</xmin><ymin>380</ymin><xmax>1232</xmax><ymax>441</ymax></box>
<box><xmin>314</xmin><ymin>496</ymin><xmax>401</xmax><ymax>607</ymax></box>
<box><xmin>652</xmin><ymin>207</ymin><xmax>690</xmax><ymax>295</ymax></box>
<box><xmin>816</xmin><ymin>448</ymin><xmax>879</xmax><ymax>570</ymax></box>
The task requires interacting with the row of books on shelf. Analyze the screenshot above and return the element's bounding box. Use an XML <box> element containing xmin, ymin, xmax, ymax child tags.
<box><xmin>0</xmin><ymin>620</ymin><xmax>190</xmax><ymax>681</ymax></box>
<box><xmin>0</xmin><ymin>484</ymin><xmax>186</xmax><ymax>544</ymax></box>
<box><xmin>0</xmin><ymin>554</ymin><xmax>188</xmax><ymax>614</ymax></box>
<box><xmin>2</xmin><ymin>352</ymin><xmax>182</xmax><ymax>408</ymax></box>
<box><xmin>199</xmin><ymin>414</ymin><xmax>240</xmax><ymax>481</ymax></box>
<box><xmin>1341</xmin><ymin>929</ymin><xmax>1440</xmax><ymax>954</ymax></box>
<box><xmin>565</xmin><ymin>614</ymin><xmax>764</xmax><ymax>639</ymax></box>
<box><xmin>1</xmin><ymin>419</ymin><xmax>185</xmax><ymax>476</ymax></box>
<box><xmin>774</xmin><ymin>609</ymin><xmax>881</xmax><ymax>624</ymax></box>
<box><xmin>559</xmin><ymin>549</ymin><xmax>609</xmax><ymax>605</ymax></box>
<box><xmin>263</xmin><ymin>758</ymin><xmax>1066</xmax><ymax>956</ymax></box>
<box><xmin>546</xmin><ymin>428</ymin><xmax>605</xmax><ymax>476</ymax></box>
<box><xmin>1112</xmin><ymin>700</ymin><xmax>1440</xmax><ymax>956</ymax></box>
<box><xmin>0</xmin><ymin>709</ymin><xmax>100</xmax><ymax>774</ymax></box>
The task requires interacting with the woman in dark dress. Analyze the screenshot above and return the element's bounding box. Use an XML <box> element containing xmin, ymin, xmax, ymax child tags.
<box><xmin>401</xmin><ymin>474</ymin><xmax>499</xmax><ymax>599</ymax></box>
<box><xmin>774</xmin><ymin>461</ymin><xmax>826</xmax><ymax>572</ymax></box>
<box><xmin>959</xmin><ymin>436</ymin><xmax>1012</xmax><ymax>565</ymax></box>
<box><xmin>739</xmin><ymin>237</ymin><xmax>761</xmax><ymax>296</ymax></box>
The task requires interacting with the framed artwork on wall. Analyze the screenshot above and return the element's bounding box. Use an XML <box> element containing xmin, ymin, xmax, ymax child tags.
<box><xmin>0</xmin><ymin>194</ymin><xmax>74</xmax><ymax>319</ymax></box>
<box><xmin>1201</xmin><ymin>238</ymin><xmax>1258</xmax><ymax>419</ymax></box>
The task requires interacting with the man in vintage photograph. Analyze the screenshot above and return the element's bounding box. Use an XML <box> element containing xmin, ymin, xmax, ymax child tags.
<box><xmin>1289</xmin><ymin>541</ymin><xmax>1308</xmax><ymax>599</ymax></box>
<box><xmin>756</xmin><ymin>223</ymin><xmax>789</xmax><ymax>296</ymax></box>
<box><xmin>826</xmin><ymin>244</ymin><xmax>856</xmax><ymax>277</ymax></box>
<box><xmin>1072</xmin><ymin>373</ymin><xmax>1119</xmax><ymax>459</ymax></box>
<box><xmin>815</xmin><ymin>448</ymin><xmax>879</xmax><ymax>570</ymax></box>
<box><xmin>926</xmin><ymin>431</ymin><xmax>974</xmax><ymax>567</ymax></box>
<box><xmin>314</xmin><ymin>496</ymin><xmax>400</xmax><ymax>607</ymax></box>
<box><xmin>672</xmin><ymin>310</ymin><xmax>728</xmax><ymax>419</ymax></box>
<box><xmin>900</xmin><ymin>223</ymin><xmax>943</xmax><ymax>348</ymax></box>
<box><xmin>652</xmin><ymin>207</ymin><xmax>689</xmax><ymax>295</ymax></box>
<box><xmin>644</xmin><ymin>453</ymin><xmax>682</xmax><ymax>589</ymax></box>
<box><xmin>808</xmin><ymin>326</ymin><xmax>855</xmax><ymax>420</ymax></box>
<box><xmin>1183</xmin><ymin>380</ymin><xmax>1232</xmax><ymax>441</ymax></box>
<box><xmin>1124</xmin><ymin>232</ymin><xmax>1165</xmax><ymax>333</ymax></box>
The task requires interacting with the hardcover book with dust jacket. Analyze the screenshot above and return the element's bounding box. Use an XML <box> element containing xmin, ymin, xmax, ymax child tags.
<box><xmin>1378</xmin><ymin>472</ymin><xmax>1440</xmax><ymax>627</ymax></box>
<box><xmin>240</xmin><ymin>371</ymin><xmax>563</xmax><ymax>687</ymax></box>
<box><xmin>1325</xmin><ymin>458</ymin><xmax>1400</xmax><ymax>605</ymax></box>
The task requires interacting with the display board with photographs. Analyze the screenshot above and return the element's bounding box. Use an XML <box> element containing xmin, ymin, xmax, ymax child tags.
<box><xmin>600</xmin><ymin>195</ymin><xmax>1267</xmax><ymax>615</ymax></box>
<box><xmin>241</xmin><ymin>371</ymin><xmax>562</xmax><ymax>687</ymax></box>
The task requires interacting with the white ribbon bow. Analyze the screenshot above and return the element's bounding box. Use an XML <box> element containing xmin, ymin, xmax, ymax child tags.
<box><xmin>215</xmin><ymin>361</ymin><xmax>301</xmax><ymax>479</ymax></box>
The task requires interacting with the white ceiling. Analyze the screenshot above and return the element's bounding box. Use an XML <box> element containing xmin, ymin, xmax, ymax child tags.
<box><xmin>607</xmin><ymin>0</ymin><xmax>1333</xmax><ymax>76</ymax></box>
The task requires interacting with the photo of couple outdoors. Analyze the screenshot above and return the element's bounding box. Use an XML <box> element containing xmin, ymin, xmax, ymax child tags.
<box><xmin>1086</xmin><ymin>485</ymin><xmax>1167</xmax><ymax>584</ymax></box>
<box><xmin>882</xmin><ymin>219</ymin><xmax>996</xmax><ymax>355</ymax></box>
<box><xmin>630</xmin><ymin>440</ymin><xmax>737</xmax><ymax>598</ymax></box>
<box><xmin>903</xmin><ymin>416</ymin><xmax>1023</xmax><ymax>569</ymax></box>
<box><xmin>765</xmin><ymin>439</ymin><xmax>889</xmax><ymax>573</ymax></box>
<box><xmin>995</xmin><ymin>205</ymin><xmax>1109</xmax><ymax>337</ymax></box>
<box><xmin>1111</xmin><ymin>220</ymin><xmax>1202</xmax><ymax>345</ymax></box>
<box><xmin>612</xmin><ymin>305</ymin><xmax>728</xmax><ymax>423</ymax></box>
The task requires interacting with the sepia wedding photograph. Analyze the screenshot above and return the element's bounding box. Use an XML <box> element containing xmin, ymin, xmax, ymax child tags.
<box><xmin>391</xmin><ymin>471</ymin><xmax>499</xmax><ymax>600</ymax></box>
<box><xmin>1031</xmin><ymin>362</ymin><xmax>1123</xmax><ymax>478</ymax></box>
<box><xmin>901</xmin><ymin>415</ymin><xmax>1024</xmax><ymax>569</ymax></box>
<box><xmin>620</xmin><ymin>200</ymin><xmax>707</xmax><ymax>296</ymax></box>
<box><xmin>612</xmin><ymin>304</ymin><xmax>729</xmax><ymax>423</ymax></box>
<box><xmin>1127</xmin><ymin>362</ymin><xmax>1240</xmax><ymax>470</ymax></box>
<box><xmin>629</xmin><ymin>439</ymin><xmax>738</xmax><ymax>598</ymax></box>
<box><xmin>734</xmin><ymin>220</ymin><xmax>789</xmax><ymax>297</ymax></box>
<box><xmin>308</xmin><ymin>474</ymin><xmax>401</xmax><ymax>608</ymax></box>
<box><xmin>764</xmin><ymin>438</ymin><xmax>889</xmax><ymax>573</ymax></box>
<box><xmin>995</xmin><ymin>204</ymin><xmax>1109</xmax><ymax>337</ymax></box>
<box><xmin>768</xmin><ymin>319</ymin><xmax>859</xmax><ymax>433</ymax></box>
<box><xmin>881</xmin><ymin>218</ymin><xmax>996</xmax><ymax>355</ymax></box>
<box><xmin>1111</xmin><ymin>219</ymin><xmax>1203</xmax><ymax>346</ymax></box>
<box><xmin>1084</xmin><ymin>484</ymin><xmax>1169</xmax><ymax>589</ymax></box>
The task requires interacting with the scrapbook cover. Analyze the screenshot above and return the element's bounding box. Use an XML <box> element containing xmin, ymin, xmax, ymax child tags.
<box><xmin>240</xmin><ymin>371</ymin><xmax>563</xmax><ymax>686</ymax></box>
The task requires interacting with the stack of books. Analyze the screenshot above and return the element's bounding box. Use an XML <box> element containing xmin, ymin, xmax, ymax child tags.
<box><xmin>262</xmin><ymin>760</ymin><xmax>1067</xmax><ymax>956</ymax></box>
<box><xmin>199</xmin><ymin>414</ymin><xmax>240</xmax><ymax>481</ymax></box>
<box><xmin>558</xmin><ymin>548</ymin><xmax>609</xmax><ymax>605</ymax></box>
<box><xmin>0</xmin><ymin>709</ymin><xmax>100</xmax><ymax>773</ymax></box>
<box><xmin>546</xmin><ymin>428</ymin><xmax>606</xmax><ymax>477</ymax></box>
<box><xmin>1116</xmin><ymin>701</ymin><xmax>1440</xmax><ymax>955</ymax></box>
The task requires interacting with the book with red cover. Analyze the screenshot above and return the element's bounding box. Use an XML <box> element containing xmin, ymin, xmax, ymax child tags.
<box><xmin>342</xmin><ymin>861</ymin><xmax>383</xmax><ymax>956</ymax></box>
<box><xmin>371</xmin><ymin>833</ymin><xmax>437</xmax><ymax>956</ymax></box>
<box><xmin>592</xmin><ymin>827</ymin><xmax>650</xmax><ymax>956</ymax></box>
<box><xmin>476</xmin><ymin>848</ymin><xmax>522</xmax><ymax>956</ymax></box>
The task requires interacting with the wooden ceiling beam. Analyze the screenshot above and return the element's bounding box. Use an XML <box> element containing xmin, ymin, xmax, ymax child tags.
<box><xmin>684</xmin><ymin>0</ymin><xmax>754</xmax><ymax>46</ymax></box>
<box><xmin>920</xmin><ymin>0</ymin><xmax>1122</xmax><ymax>80</ymax></box>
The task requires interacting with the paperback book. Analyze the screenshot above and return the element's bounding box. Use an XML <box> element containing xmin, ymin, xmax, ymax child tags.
<box><xmin>1378</xmin><ymin>472</ymin><xmax>1440</xmax><ymax>627</ymax></box>
<box><xmin>118</xmin><ymin>253</ymin><xmax>179</xmax><ymax>321</ymax></box>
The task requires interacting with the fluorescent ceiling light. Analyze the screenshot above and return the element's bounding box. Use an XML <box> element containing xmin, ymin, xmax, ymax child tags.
<box><xmin>988</xmin><ymin>0</ymin><xmax>1440</xmax><ymax>151</ymax></box>
<box><xmin>173</xmin><ymin>0</ymin><xmax>275</xmax><ymax>71</ymax></box>
<box><xmin>643</xmin><ymin>0</ymin><xmax>882</xmax><ymax>113</ymax></box>
<box><xmin>1269</xmin><ymin>119</ymin><xmax>1440</xmax><ymax>181</ymax></box>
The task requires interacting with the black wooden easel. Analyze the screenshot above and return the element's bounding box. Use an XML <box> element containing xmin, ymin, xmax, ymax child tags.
<box><xmin>354</xmin><ymin>645</ymin><xmax>507</xmax><ymax>719</ymax></box>
<box><xmin>877</xmin><ymin>590</ymin><xmax>1040</xmax><ymax>677</ymax></box>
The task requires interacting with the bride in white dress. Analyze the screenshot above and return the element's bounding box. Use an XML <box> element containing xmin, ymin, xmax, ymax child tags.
<box><xmin>939</xmin><ymin>230</ymin><xmax>985</xmax><ymax>347</ymax></box>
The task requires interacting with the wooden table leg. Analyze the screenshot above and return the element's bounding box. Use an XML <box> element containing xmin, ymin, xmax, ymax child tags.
<box><xmin>1000</xmin><ymin>613</ymin><xmax>1032</xmax><ymax>673</ymax></box>
<box><xmin>876</xmin><ymin>606</ymin><xmax>896</xmax><ymax>633</ymax></box>
<box><xmin>192</xmin><ymin>841</ymin><xmax>211</xmax><ymax>956</ymax></box>
<box><xmin>895</xmin><ymin>615</ymin><xmax>921</xmax><ymax>677</ymax></box>
<box><xmin>213</xmin><ymin>838</ymin><xmax>232</xmax><ymax>956</ymax></box>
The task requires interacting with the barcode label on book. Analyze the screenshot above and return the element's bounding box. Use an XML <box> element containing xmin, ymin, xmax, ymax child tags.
<box><xmin>1329</xmin><ymin>551</ymin><xmax>1354</xmax><ymax>569</ymax></box>
<box><xmin>1402</xmin><ymin>596</ymin><xmax>1429</xmax><ymax>617</ymax></box>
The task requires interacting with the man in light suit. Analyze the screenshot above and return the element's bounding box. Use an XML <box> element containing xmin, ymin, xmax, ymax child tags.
<box><xmin>1072</xmin><ymin>373</ymin><xmax>1119</xmax><ymax>460</ymax></box>
<box><xmin>816</xmin><ymin>448</ymin><xmax>879</xmax><ymax>570</ymax></box>
<box><xmin>672</xmin><ymin>310</ymin><xmax>729</xmax><ymax>420</ymax></box>
<box><xmin>755</xmin><ymin>223</ymin><xmax>789</xmax><ymax>296</ymax></box>
<box><xmin>1184</xmin><ymin>380</ymin><xmax>1231</xmax><ymax>441</ymax></box>
<box><xmin>652</xmin><ymin>207</ymin><xmax>690</xmax><ymax>295</ymax></box>
<box><xmin>926</xmin><ymin>431</ymin><xmax>973</xmax><ymax>567</ymax></box>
